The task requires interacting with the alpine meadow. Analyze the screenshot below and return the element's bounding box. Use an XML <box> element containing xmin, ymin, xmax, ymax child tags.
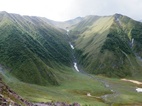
<box><xmin>0</xmin><ymin>11</ymin><xmax>142</xmax><ymax>106</ymax></box>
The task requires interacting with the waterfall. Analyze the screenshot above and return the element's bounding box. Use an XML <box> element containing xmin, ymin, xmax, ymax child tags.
<box><xmin>73</xmin><ymin>62</ymin><xmax>79</xmax><ymax>72</ymax></box>
<box><xmin>131</xmin><ymin>38</ymin><xmax>134</xmax><ymax>47</ymax></box>
<box><xmin>69</xmin><ymin>42</ymin><xmax>74</xmax><ymax>49</ymax></box>
<box><xmin>66</xmin><ymin>29</ymin><xmax>80</xmax><ymax>72</ymax></box>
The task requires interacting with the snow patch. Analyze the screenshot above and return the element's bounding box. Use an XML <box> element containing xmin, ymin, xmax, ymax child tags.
<box><xmin>136</xmin><ymin>88</ymin><xmax>142</xmax><ymax>93</ymax></box>
<box><xmin>87</xmin><ymin>93</ymin><xmax>91</xmax><ymax>96</ymax></box>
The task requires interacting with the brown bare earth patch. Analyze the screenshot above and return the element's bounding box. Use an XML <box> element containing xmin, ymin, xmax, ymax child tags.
<box><xmin>121</xmin><ymin>79</ymin><xmax>142</xmax><ymax>85</ymax></box>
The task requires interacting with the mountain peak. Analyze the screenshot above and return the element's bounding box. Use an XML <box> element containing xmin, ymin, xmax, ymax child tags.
<box><xmin>113</xmin><ymin>13</ymin><xmax>123</xmax><ymax>18</ymax></box>
<box><xmin>0</xmin><ymin>11</ymin><xmax>8</xmax><ymax>16</ymax></box>
<box><xmin>0</xmin><ymin>11</ymin><xmax>7</xmax><ymax>14</ymax></box>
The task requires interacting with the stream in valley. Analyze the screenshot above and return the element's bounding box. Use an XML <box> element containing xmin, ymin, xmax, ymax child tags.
<box><xmin>66</xmin><ymin>29</ymin><xmax>118</xmax><ymax>105</ymax></box>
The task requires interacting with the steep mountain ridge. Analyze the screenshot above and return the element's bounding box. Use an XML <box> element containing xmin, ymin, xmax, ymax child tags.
<box><xmin>1</xmin><ymin>12</ymin><xmax>142</xmax><ymax>105</ymax></box>
<box><xmin>0</xmin><ymin>11</ymin><xmax>72</xmax><ymax>85</ymax></box>
<box><xmin>0</xmin><ymin>11</ymin><xmax>142</xmax><ymax>86</ymax></box>
<box><xmin>69</xmin><ymin>14</ymin><xmax>142</xmax><ymax>78</ymax></box>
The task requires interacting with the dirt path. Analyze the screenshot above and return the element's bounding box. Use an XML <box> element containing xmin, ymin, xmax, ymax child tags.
<box><xmin>121</xmin><ymin>79</ymin><xmax>142</xmax><ymax>85</ymax></box>
<box><xmin>33</xmin><ymin>102</ymin><xmax>80</xmax><ymax>106</ymax></box>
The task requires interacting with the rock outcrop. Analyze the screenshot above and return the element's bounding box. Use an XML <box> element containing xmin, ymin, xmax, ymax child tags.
<box><xmin>0</xmin><ymin>77</ymin><xmax>33</xmax><ymax>106</ymax></box>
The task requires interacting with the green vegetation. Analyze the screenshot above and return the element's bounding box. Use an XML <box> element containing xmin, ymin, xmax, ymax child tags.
<box><xmin>0</xmin><ymin>12</ymin><xmax>142</xmax><ymax>105</ymax></box>
<box><xmin>1</xmin><ymin>67</ymin><xmax>142</xmax><ymax>106</ymax></box>
<box><xmin>1</xmin><ymin>67</ymin><xmax>110</xmax><ymax>106</ymax></box>
<box><xmin>96</xmin><ymin>76</ymin><xmax>142</xmax><ymax>106</ymax></box>
<box><xmin>70</xmin><ymin>14</ymin><xmax>142</xmax><ymax>78</ymax></box>
<box><xmin>0</xmin><ymin>11</ymin><xmax>72</xmax><ymax>85</ymax></box>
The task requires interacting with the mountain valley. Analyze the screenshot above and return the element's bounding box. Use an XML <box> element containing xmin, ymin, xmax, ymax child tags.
<box><xmin>0</xmin><ymin>11</ymin><xmax>142</xmax><ymax>106</ymax></box>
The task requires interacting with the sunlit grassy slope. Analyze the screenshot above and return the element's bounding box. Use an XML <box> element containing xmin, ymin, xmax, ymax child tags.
<box><xmin>0</xmin><ymin>11</ymin><xmax>72</xmax><ymax>85</ymax></box>
<box><xmin>70</xmin><ymin>14</ymin><xmax>142</xmax><ymax>78</ymax></box>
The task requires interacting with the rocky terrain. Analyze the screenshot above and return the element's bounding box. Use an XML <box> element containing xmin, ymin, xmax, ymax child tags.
<box><xmin>0</xmin><ymin>77</ymin><xmax>32</xmax><ymax>106</ymax></box>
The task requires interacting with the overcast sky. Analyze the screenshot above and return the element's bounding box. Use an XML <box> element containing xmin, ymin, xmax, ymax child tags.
<box><xmin>0</xmin><ymin>0</ymin><xmax>141</xmax><ymax>21</ymax></box>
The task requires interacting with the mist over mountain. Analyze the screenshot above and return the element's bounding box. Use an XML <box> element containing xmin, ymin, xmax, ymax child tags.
<box><xmin>47</xmin><ymin>16</ymin><xmax>83</xmax><ymax>29</ymax></box>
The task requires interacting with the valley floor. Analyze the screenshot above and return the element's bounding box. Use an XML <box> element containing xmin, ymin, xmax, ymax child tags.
<box><xmin>0</xmin><ymin>66</ymin><xmax>142</xmax><ymax>106</ymax></box>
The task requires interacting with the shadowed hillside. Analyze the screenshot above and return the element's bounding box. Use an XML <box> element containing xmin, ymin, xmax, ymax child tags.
<box><xmin>0</xmin><ymin>11</ymin><xmax>72</xmax><ymax>85</ymax></box>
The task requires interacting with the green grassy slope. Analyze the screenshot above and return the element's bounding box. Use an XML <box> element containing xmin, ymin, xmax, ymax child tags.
<box><xmin>70</xmin><ymin>14</ymin><xmax>142</xmax><ymax>78</ymax></box>
<box><xmin>1</xmin><ymin>66</ymin><xmax>142</xmax><ymax>106</ymax></box>
<box><xmin>0</xmin><ymin>12</ymin><xmax>142</xmax><ymax>106</ymax></box>
<box><xmin>0</xmin><ymin>11</ymin><xmax>72</xmax><ymax>85</ymax></box>
<box><xmin>0</xmin><ymin>66</ymin><xmax>110</xmax><ymax>106</ymax></box>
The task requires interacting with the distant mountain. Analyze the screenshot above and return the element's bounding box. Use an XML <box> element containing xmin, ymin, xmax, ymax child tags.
<box><xmin>70</xmin><ymin>14</ymin><xmax>142</xmax><ymax>78</ymax></box>
<box><xmin>0</xmin><ymin>11</ymin><xmax>72</xmax><ymax>85</ymax></box>
<box><xmin>47</xmin><ymin>17</ymin><xmax>83</xmax><ymax>29</ymax></box>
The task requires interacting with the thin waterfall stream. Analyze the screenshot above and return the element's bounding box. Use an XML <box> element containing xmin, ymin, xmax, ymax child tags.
<box><xmin>66</xmin><ymin>29</ymin><xmax>120</xmax><ymax>105</ymax></box>
<box><xmin>66</xmin><ymin>29</ymin><xmax>80</xmax><ymax>72</ymax></box>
